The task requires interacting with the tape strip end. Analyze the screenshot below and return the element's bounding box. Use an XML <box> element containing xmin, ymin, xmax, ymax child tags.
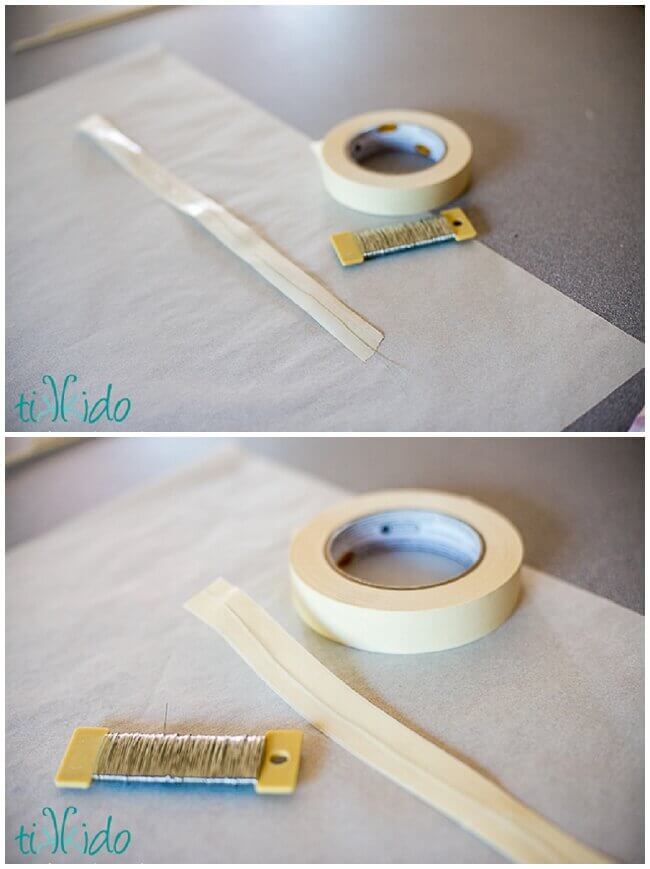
<box><xmin>183</xmin><ymin>578</ymin><xmax>236</xmax><ymax>617</ymax></box>
<box><xmin>76</xmin><ymin>113</ymin><xmax>109</xmax><ymax>135</ymax></box>
<box><xmin>310</xmin><ymin>140</ymin><xmax>324</xmax><ymax>160</ymax></box>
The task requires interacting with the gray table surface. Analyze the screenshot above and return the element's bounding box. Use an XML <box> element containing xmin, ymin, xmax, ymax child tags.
<box><xmin>5</xmin><ymin>5</ymin><xmax>645</xmax><ymax>432</ymax></box>
<box><xmin>6</xmin><ymin>436</ymin><xmax>644</xmax><ymax>614</ymax></box>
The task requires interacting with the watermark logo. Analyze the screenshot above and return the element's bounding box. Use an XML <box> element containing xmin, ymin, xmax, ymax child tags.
<box><xmin>15</xmin><ymin>806</ymin><xmax>131</xmax><ymax>857</ymax></box>
<box><xmin>14</xmin><ymin>374</ymin><xmax>132</xmax><ymax>425</ymax></box>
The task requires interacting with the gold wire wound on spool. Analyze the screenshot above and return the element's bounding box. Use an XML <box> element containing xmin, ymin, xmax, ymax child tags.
<box><xmin>94</xmin><ymin>732</ymin><xmax>265</xmax><ymax>781</ymax></box>
<box><xmin>331</xmin><ymin>208</ymin><xmax>476</xmax><ymax>267</ymax></box>
<box><xmin>54</xmin><ymin>727</ymin><xmax>302</xmax><ymax>794</ymax></box>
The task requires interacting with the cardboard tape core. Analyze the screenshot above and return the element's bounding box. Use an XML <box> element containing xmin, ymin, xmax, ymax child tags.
<box><xmin>326</xmin><ymin>509</ymin><xmax>484</xmax><ymax>589</ymax></box>
<box><xmin>348</xmin><ymin>123</ymin><xmax>447</xmax><ymax>170</ymax></box>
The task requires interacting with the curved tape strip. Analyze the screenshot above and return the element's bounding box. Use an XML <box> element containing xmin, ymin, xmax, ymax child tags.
<box><xmin>290</xmin><ymin>490</ymin><xmax>523</xmax><ymax>654</ymax></box>
<box><xmin>316</xmin><ymin>110</ymin><xmax>472</xmax><ymax>216</ymax></box>
<box><xmin>78</xmin><ymin>115</ymin><xmax>383</xmax><ymax>361</ymax></box>
<box><xmin>184</xmin><ymin>580</ymin><xmax>612</xmax><ymax>864</ymax></box>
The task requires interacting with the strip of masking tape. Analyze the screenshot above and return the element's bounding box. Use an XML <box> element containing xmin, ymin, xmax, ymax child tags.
<box><xmin>77</xmin><ymin>115</ymin><xmax>383</xmax><ymax>362</ymax></box>
<box><xmin>184</xmin><ymin>580</ymin><xmax>613</xmax><ymax>864</ymax></box>
<box><xmin>11</xmin><ymin>7</ymin><xmax>165</xmax><ymax>53</ymax></box>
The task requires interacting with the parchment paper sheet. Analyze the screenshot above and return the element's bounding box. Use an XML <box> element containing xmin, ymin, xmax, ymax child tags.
<box><xmin>6</xmin><ymin>447</ymin><xmax>643</xmax><ymax>862</ymax></box>
<box><xmin>5</xmin><ymin>48</ymin><xmax>644</xmax><ymax>431</ymax></box>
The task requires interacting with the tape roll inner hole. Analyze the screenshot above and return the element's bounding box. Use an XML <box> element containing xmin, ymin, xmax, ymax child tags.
<box><xmin>326</xmin><ymin>509</ymin><xmax>484</xmax><ymax>590</ymax></box>
<box><xmin>347</xmin><ymin>124</ymin><xmax>447</xmax><ymax>175</ymax></box>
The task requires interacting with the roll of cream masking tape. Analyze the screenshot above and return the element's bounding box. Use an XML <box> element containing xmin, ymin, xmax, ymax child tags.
<box><xmin>314</xmin><ymin>110</ymin><xmax>472</xmax><ymax>216</ymax></box>
<box><xmin>290</xmin><ymin>490</ymin><xmax>523</xmax><ymax>654</ymax></box>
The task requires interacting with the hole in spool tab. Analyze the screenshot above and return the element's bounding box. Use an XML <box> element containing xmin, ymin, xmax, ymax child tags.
<box><xmin>270</xmin><ymin>752</ymin><xmax>289</xmax><ymax>765</ymax></box>
<box><xmin>453</xmin><ymin>220</ymin><xmax>463</xmax><ymax>227</ymax></box>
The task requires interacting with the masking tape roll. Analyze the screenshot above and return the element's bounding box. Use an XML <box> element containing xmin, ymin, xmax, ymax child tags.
<box><xmin>290</xmin><ymin>490</ymin><xmax>523</xmax><ymax>654</ymax></box>
<box><xmin>315</xmin><ymin>110</ymin><xmax>472</xmax><ymax>216</ymax></box>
